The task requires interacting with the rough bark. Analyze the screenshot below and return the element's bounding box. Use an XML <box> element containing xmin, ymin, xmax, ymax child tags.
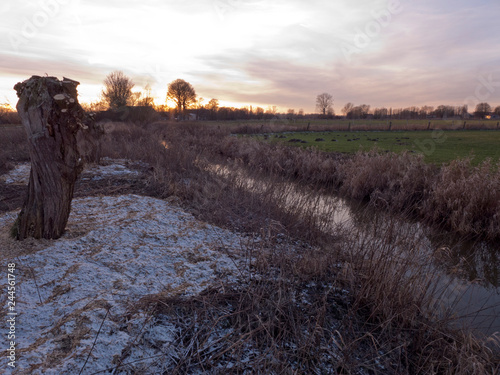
<box><xmin>12</xmin><ymin>76</ymin><xmax>87</xmax><ymax>240</ymax></box>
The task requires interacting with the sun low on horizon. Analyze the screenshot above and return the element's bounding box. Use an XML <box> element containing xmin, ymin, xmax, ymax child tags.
<box><xmin>1</xmin><ymin>0</ymin><xmax>499</xmax><ymax>113</ymax></box>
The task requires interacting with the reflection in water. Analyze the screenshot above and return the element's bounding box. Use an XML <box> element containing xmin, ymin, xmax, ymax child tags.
<box><xmin>343</xmin><ymin>197</ymin><xmax>500</xmax><ymax>286</ymax></box>
<box><xmin>428</xmin><ymin>234</ymin><xmax>500</xmax><ymax>288</ymax></box>
<box><xmin>207</xmin><ymin>162</ymin><xmax>500</xmax><ymax>337</ymax></box>
<box><xmin>339</xmin><ymin>198</ymin><xmax>500</xmax><ymax>337</ymax></box>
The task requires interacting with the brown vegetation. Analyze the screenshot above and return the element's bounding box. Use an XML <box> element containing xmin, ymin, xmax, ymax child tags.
<box><xmin>97</xmin><ymin>122</ymin><xmax>498</xmax><ymax>373</ymax></box>
<box><xmin>1</xmin><ymin>121</ymin><xmax>499</xmax><ymax>373</ymax></box>
<box><xmin>0</xmin><ymin>126</ymin><xmax>29</xmax><ymax>175</ymax></box>
<box><xmin>0</xmin><ymin>106</ymin><xmax>21</xmax><ymax>125</ymax></box>
<box><xmin>216</xmin><ymin>131</ymin><xmax>500</xmax><ymax>241</ymax></box>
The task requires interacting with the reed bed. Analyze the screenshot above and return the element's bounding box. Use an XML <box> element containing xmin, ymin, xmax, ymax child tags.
<box><xmin>2</xmin><ymin>121</ymin><xmax>499</xmax><ymax>373</ymax></box>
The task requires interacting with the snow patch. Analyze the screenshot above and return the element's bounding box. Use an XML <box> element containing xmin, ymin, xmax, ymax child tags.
<box><xmin>80</xmin><ymin>159</ymin><xmax>145</xmax><ymax>181</ymax></box>
<box><xmin>0</xmin><ymin>194</ymin><xmax>247</xmax><ymax>374</ymax></box>
<box><xmin>0</xmin><ymin>163</ymin><xmax>30</xmax><ymax>185</ymax></box>
<box><xmin>0</xmin><ymin>158</ymin><xmax>146</xmax><ymax>186</ymax></box>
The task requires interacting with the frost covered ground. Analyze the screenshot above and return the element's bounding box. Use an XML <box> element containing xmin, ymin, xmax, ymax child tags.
<box><xmin>0</xmin><ymin>158</ymin><xmax>145</xmax><ymax>186</ymax></box>
<box><xmin>0</xmin><ymin>162</ymin><xmax>250</xmax><ymax>374</ymax></box>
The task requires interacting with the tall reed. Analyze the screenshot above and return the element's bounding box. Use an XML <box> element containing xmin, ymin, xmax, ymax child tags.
<box><xmin>98</xmin><ymin>122</ymin><xmax>498</xmax><ymax>373</ymax></box>
<box><xmin>3</xmin><ymin>121</ymin><xmax>498</xmax><ymax>373</ymax></box>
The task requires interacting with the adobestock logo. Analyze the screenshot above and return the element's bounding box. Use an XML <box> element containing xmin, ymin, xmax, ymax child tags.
<box><xmin>414</xmin><ymin>129</ymin><xmax>448</xmax><ymax>157</ymax></box>
<box><xmin>8</xmin><ymin>0</ymin><xmax>77</xmax><ymax>53</ymax></box>
<box><xmin>144</xmin><ymin>62</ymin><xmax>171</xmax><ymax>85</ymax></box>
<box><xmin>341</xmin><ymin>0</ymin><xmax>403</xmax><ymax>63</ymax></box>
<box><xmin>213</xmin><ymin>0</ymin><xmax>242</xmax><ymax>21</ymax></box>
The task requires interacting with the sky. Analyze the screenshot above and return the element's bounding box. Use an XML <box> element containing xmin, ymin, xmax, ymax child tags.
<box><xmin>1</xmin><ymin>0</ymin><xmax>500</xmax><ymax>113</ymax></box>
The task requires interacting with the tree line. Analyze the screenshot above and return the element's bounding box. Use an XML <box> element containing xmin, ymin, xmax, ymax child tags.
<box><xmin>85</xmin><ymin>71</ymin><xmax>295</xmax><ymax>121</ymax></box>
<box><xmin>65</xmin><ymin>71</ymin><xmax>500</xmax><ymax>121</ymax></box>
<box><xmin>341</xmin><ymin>102</ymin><xmax>499</xmax><ymax>120</ymax></box>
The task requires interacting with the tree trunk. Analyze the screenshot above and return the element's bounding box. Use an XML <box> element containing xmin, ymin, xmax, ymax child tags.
<box><xmin>12</xmin><ymin>76</ymin><xmax>87</xmax><ymax>240</ymax></box>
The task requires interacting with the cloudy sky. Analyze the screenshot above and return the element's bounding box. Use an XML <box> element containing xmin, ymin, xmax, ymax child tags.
<box><xmin>1</xmin><ymin>0</ymin><xmax>499</xmax><ymax>113</ymax></box>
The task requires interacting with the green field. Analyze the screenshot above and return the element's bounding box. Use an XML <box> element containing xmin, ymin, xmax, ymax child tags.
<box><xmin>4</xmin><ymin>120</ymin><xmax>500</xmax><ymax>165</ymax></box>
<box><xmin>254</xmin><ymin>130</ymin><xmax>500</xmax><ymax>165</ymax></box>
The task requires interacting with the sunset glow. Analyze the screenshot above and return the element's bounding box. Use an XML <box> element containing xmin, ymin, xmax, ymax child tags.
<box><xmin>0</xmin><ymin>0</ymin><xmax>499</xmax><ymax>112</ymax></box>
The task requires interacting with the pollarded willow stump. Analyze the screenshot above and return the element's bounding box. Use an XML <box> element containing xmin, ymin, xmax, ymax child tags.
<box><xmin>12</xmin><ymin>76</ymin><xmax>88</xmax><ymax>240</ymax></box>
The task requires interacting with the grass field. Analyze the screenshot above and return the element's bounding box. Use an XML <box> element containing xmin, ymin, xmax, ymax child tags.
<box><xmin>253</xmin><ymin>130</ymin><xmax>500</xmax><ymax>165</ymax></box>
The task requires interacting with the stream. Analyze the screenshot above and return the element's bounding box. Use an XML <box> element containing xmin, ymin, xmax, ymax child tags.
<box><xmin>343</xmin><ymin>198</ymin><xmax>500</xmax><ymax>338</ymax></box>
<box><xmin>208</xmin><ymin>162</ymin><xmax>500</xmax><ymax>338</ymax></box>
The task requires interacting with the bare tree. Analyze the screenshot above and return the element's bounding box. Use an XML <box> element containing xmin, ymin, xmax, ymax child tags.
<box><xmin>102</xmin><ymin>71</ymin><xmax>134</xmax><ymax>110</ymax></box>
<box><xmin>419</xmin><ymin>105</ymin><xmax>434</xmax><ymax>118</ymax></box>
<box><xmin>207</xmin><ymin>98</ymin><xmax>219</xmax><ymax>112</ymax></box>
<box><xmin>129</xmin><ymin>92</ymin><xmax>142</xmax><ymax>106</ymax></box>
<box><xmin>348</xmin><ymin>104</ymin><xmax>371</xmax><ymax>119</ymax></box>
<box><xmin>342</xmin><ymin>102</ymin><xmax>354</xmax><ymax>117</ymax></box>
<box><xmin>373</xmin><ymin>107</ymin><xmax>388</xmax><ymax>119</ymax></box>
<box><xmin>316</xmin><ymin>93</ymin><xmax>334</xmax><ymax>115</ymax></box>
<box><xmin>167</xmin><ymin>79</ymin><xmax>196</xmax><ymax>119</ymax></box>
<box><xmin>359</xmin><ymin>104</ymin><xmax>370</xmax><ymax>119</ymax></box>
<box><xmin>266</xmin><ymin>105</ymin><xmax>278</xmax><ymax>115</ymax></box>
<box><xmin>474</xmin><ymin>102</ymin><xmax>492</xmax><ymax>118</ymax></box>
<box><xmin>207</xmin><ymin>98</ymin><xmax>219</xmax><ymax>120</ymax></box>
<box><xmin>255</xmin><ymin>107</ymin><xmax>264</xmax><ymax>119</ymax></box>
<box><xmin>138</xmin><ymin>84</ymin><xmax>154</xmax><ymax>107</ymax></box>
<box><xmin>196</xmin><ymin>97</ymin><xmax>205</xmax><ymax>110</ymax></box>
<box><xmin>495</xmin><ymin>105</ymin><xmax>500</xmax><ymax>116</ymax></box>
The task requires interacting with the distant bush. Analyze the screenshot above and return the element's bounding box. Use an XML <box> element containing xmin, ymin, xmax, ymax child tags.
<box><xmin>94</xmin><ymin>106</ymin><xmax>159</xmax><ymax>126</ymax></box>
<box><xmin>0</xmin><ymin>106</ymin><xmax>20</xmax><ymax>124</ymax></box>
<box><xmin>339</xmin><ymin>150</ymin><xmax>435</xmax><ymax>208</ymax></box>
<box><xmin>0</xmin><ymin>126</ymin><xmax>29</xmax><ymax>175</ymax></box>
<box><xmin>424</xmin><ymin>158</ymin><xmax>500</xmax><ymax>238</ymax></box>
<box><xmin>216</xmin><ymin>135</ymin><xmax>500</xmax><ymax>240</ymax></box>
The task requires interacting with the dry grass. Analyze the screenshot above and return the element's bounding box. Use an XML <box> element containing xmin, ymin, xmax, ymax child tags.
<box><xmin>338</xmin><ymin>150</ymin><xmax>434</xmax><ymax>206</ymax></box>
<box><xmin>96</xmin><ymin>122</ymin><xmax>499</xmax><ymax>373</ymax></box>
<box><xmin>0</xmin><ymin>126</ymin><xmax>29</xmax><ymax>175</ymax></box>
<box><xmin>215</xmin><ymin>133</ymin><xmax>500</xmax><ymax>241</ymax></box>
<box><xmin>117</xmin><ymin>220</ymin><xmax>499</xmax><ymax>374</ymax></box>
<box><xmin>128</xmin><ymin>242</ymin><xmax>347</xmax><ymax>374</ymax></box>
<box><xmin>2</xmin><ymin>121</ymin><xmax>499</xmax><ymax>373</ymax></box>
<box><xmin>424</xmin><ymin>158</ymin><xmax>500</xmax><ymax>238</ymax></box>
<box><xmin>0</xmin><ymin>108</ymin><xmax>21</xmax><ymax>125</ymax></box>
<box><xmin>0</xmin><ymin>126</ymin><xmax>30</xmax><ymax>213</ymax></box>
<box><xmin>338</xmin><ymin>215</ymin><xmax>500</xmax><ymax>374</ymax></box>
<box><xmin>337</xmin><ymin>152</ymin><xmax>500</xmax><ymax>240</ymax></box>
